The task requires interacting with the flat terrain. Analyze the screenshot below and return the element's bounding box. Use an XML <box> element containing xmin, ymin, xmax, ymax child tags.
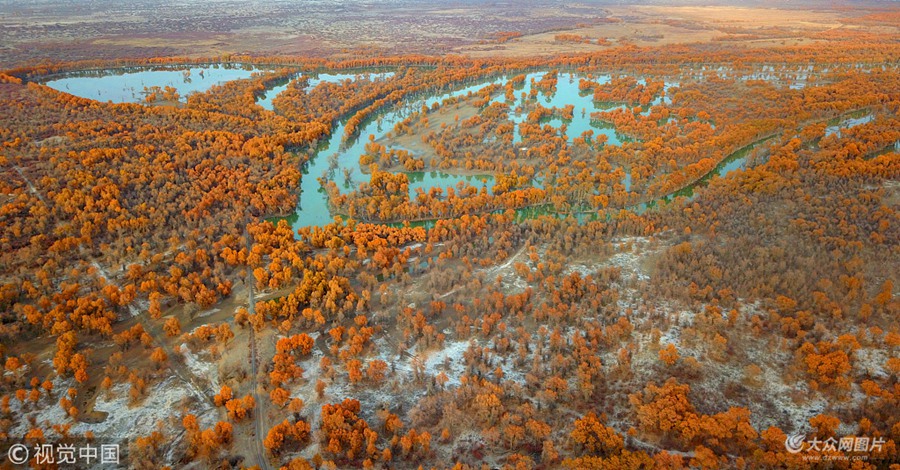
<box><xmin>459</xmin><ymin>5</ymin><xmax>860</xmax><ymax>57</ymax></box>
<box><xmin>2</xmin><ymin>1</ymin><xmax>898</xmax><ymax>67</ymax></box>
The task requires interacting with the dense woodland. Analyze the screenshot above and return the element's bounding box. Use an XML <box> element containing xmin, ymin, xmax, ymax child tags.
<box><xmin>0</xmin><ymin>28</ymin><xmax>897</xmax><ymax>470</ymax></box>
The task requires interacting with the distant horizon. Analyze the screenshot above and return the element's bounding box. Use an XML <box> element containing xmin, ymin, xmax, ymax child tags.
<box><xmin>1</xmin><ymin>0</ymin><xmax>896</xmax><ymax>67</ymax></box>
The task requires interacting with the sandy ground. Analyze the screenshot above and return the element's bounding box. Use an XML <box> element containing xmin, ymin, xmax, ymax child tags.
<box><xmin>3</xmin><ymin>2</ymin><xmax>896</xmax><ymax>67</ymax></box>
<box><xmin>377</xmin><ymin>100</ymin><xmax>483</xmax><ymax>173</ymax></box>
<box><xmin>459</xmin><ymin>5</ymin><xmax>874</xmax><ymax>57</ymax></box>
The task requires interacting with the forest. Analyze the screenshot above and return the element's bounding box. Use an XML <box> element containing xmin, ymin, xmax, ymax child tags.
<box><xmin>0</xmin><ymin>3</ymin><xmax>898</xmax><ymax>470</ymax></box>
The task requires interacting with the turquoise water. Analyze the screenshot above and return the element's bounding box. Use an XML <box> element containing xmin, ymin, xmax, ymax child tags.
<box><xmin>481</xmin><ymin>73</ymin><xmax>675</xmax><ymax>148</ymax></box>
<box><xmin>306</xmin><ymin>72</ymin><xmax>395</xmax><ymax>92</ymax></box>
<box><xmin>407</xmin><ymin>171</ymin><xmax>494</xmax><ymax>195</ymax></box>
<box><xmin>41</xmin><ymin>64</ymin><xmax>840</xmax><ymax>234</ymax></box>
<box><xmin>561</xmin><ymin>134</ymin><xmax>777</xmax><ymax>220</ymax></box>
<box><xmin>692</xmin><ymin>65</ymin><xmax>812</xmax><ymax>89</ymax></box>
<box><xmin>255</xmin><ymin>73</ymin><xmax>301</xmax><ymax>111</ymax></box>
<box><xmin>286</xmin><ymin>72</ymin><xmax>638</xmax><ymax>228</ymax></box>
<box><xmin>43</xmin><ymin>64</ymin><xmax>264</xmax><ymax>103</ymax></box>
<box><xmin>487</xmin><ymin>72</ymin><xmax>626</xmax><ymax>145</ymax></box>
<box><xmin>38</xmin><ymin>67</ymin><xmax>718</xmax><ymax>230</ymax></box>
<box><xmin>284</xmin><ymin>77</ymin><xmax>514</xmax><ymax>228</ymax></box>
<box><xmin>257</xmin><ymin>72</ymin><xmax>396</xmax><ymax>112</ymax></box>
<box><xmin>825</xmin><ymin>113</ymin><xmax>873</xmax><ymax>138</ymax></box>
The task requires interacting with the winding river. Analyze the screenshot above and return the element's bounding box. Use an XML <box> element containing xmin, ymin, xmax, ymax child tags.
<box><xmin>41</xmin><ymin>64</ymin><xmax>863</xmax><ymax>233</ymax></box>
